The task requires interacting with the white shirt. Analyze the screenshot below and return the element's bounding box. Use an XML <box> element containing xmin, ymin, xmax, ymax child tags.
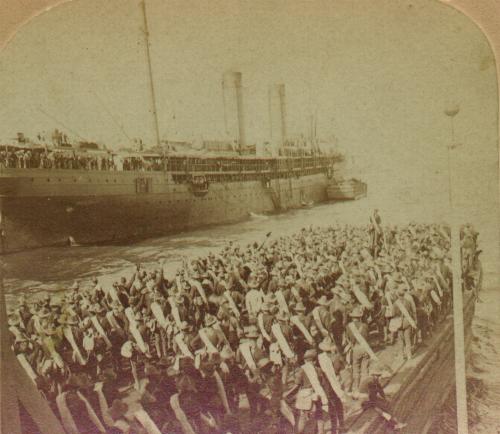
<box><xmin>245</xmin><ymin>289</ymin><xmax>264</xmax><ymax>317</ymax></box>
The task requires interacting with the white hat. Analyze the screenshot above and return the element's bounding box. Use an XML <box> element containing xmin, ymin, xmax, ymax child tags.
<box><xmin>120</xmin><ymin>341</ymin><xmax>133</xmax><ymax>358</ymax></box>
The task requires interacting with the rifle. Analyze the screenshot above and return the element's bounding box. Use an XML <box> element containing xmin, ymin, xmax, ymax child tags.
<box><xmin>257</xmin><ymin>232</ymin><xmax>272</xmax><ymax>251</ymax></box>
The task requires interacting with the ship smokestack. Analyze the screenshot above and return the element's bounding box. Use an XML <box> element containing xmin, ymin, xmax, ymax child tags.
<box><xmin>268</xmin><ymin>83</ymin><xmax>287</xmax><ymax>150</ymax></box>
<box><xmin>222</xmin><ymin>71</ymin><xmax>246</xmax><ymax>150</ymax></box>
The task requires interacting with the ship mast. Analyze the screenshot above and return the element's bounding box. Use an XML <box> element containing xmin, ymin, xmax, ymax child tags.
<box><xmin>140</xmin><ymin>0</ymin><xmax>162</xmax><ymax>149</ymax></box>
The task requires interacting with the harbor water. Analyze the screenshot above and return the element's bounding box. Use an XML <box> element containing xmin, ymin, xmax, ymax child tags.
<box><xmin>2</xmin><ymin>195</ymin><xmax>499</xmax><ymax>432</ymax></box>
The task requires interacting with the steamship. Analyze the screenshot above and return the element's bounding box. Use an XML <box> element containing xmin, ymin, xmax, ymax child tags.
<box><xmin>0</xmin><ymin>1</ymin><xmax>360</xmax><ymax>254</ymax></box>
<box><xmin>0</xmin><ymin>71</ymin><xmax>352</xmax><ymax>253</ymax></box>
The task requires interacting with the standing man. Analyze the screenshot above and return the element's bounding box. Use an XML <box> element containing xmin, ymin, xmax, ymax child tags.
<box><xmin>293</xmin><ymin>349</ymin><xmax>329</xmax><ymax>434</ymax></box>
<box><xmin>393</xmin><ymin>286</ymin><xmax>417</xmax><ymax>361</ymax></box>
<box><xmin>245</xmin><ymin>275</ymin><xmax>264</xmax><ymax>320</ymax></box>
<box><xmin>346</xmin><ymin>306</ymin><xmax>370</xmax><ymax>398</ymax></box>
<box><xmin>369</xmin><ymin>209</ymin><xmax>383</xmax><ymax>257</ymax></box>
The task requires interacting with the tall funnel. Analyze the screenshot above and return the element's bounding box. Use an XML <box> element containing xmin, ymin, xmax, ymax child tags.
<box><xmin>222</xmin><ymin>71</ymin><xmax>246</xmax><ymax>149</ymax></box>
<box><xmin>268</xmin><ymin>83</ymin><xmax>287</xmax><ymax>148</ymax></box>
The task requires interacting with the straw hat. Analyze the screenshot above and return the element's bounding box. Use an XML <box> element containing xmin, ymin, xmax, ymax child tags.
<box><xmin>7</xmin><ymin>314</ymin><xmax>21</xmax><ymax>326</ymax></box>
<box><xmin>36</xmin><ymin>307</ymin><xmax>51</xmax><ymax>318</ymax></box>
<box><xmin>120</xmin><ymin>341</ymin><xmax>133</xmax><ymax>358</ymax></box>
<box><xmin>393</xmin><ymin>272</ymin><xmax>405</xmax><ymax>283</ymax></box>
<box><xmin>257</xmin><ymin>357</ymin><xmax>272</xmax><ymax>370</ymax></box>
<box><xmin>303</xmin><ymin>349</ymin><xmax>318</xmax><ymax>361</ymax></box>
<box><xmin>349</xmin><ymin>306</ymin><xmax>363</xmax><ymax>318</ymax></box>
<box><xmin>397</xmin><ymin>286</ymin><xmax>406</xmax><ymax>297</ymax></box>
<box><xmin>370</xmin><ymin>362</ymin><xmax>385</xmax><ymax>376</ymax></box>
<box><xmin>58</xmin><ymin>314</ymin><xmax>73</xmax><ymax>326</ymax></box>
<box><xmin>91</xmin><ymin>304</ymin><xmax>105</xmax><ymax>314</ymax></box>
<box><xmin>261</xmin><ymin>302</ymin><xmax>272</xmax><ymax>312</ymax></box>
<box><xmin>294</xmin><ymin>301</ymin><xmax>306</xmax><ymax>312</ymax></box>
<box><xmin>220</xmin><ymin>345</ymin><xmax>234</xmax><ymax>361</ymax></box>
<box><xmin>319</xmin><ymin>336</ymin><xmax>336</xmax><ymax>353</ymax></box>
<box><xmin>201</xmin><ymin>279</ymin><xmax>213</xmax><ymax>289</ymax></box>
<box><xmin>205</xmin><ymin>314</ymin><xmax>217</xmax><ymax>327</ymax></box>
<box><xmin>316</xmin><ymin>295</ymin><xmax>329</xmax><ymax>306</ymax></box>
<box><xmin>244</xmin><ymin>325</ymin><xmax>259</xmax><ymax>338</ymax></box>
<box><xmin>276</xmin><ymin>310</ymin><xmax>289</xmax><ymax>322</ymax></box>
<box><xmin>264</xmin><ymin>293</ymin><xmax>277</xmax><ymax>304</ymax></box>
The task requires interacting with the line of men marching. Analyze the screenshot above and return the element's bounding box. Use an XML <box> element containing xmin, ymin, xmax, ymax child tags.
<box><xmin>7</xmin><ymin>215</ymin><xmax>481</xmax><ymax>433</ymax></box>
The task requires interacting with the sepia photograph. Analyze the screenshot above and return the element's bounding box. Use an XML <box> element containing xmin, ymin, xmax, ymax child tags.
<box><xmin>0</xmin><ymin>0</ymin><xmax>499</xmax><ymax>433</ymax></box>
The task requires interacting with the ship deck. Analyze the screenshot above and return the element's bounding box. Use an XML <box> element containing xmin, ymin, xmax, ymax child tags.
<box><xmin>113</xmin><ymin>294</ymin><xmax>475</xmax><ymax>434</ymax></box>
<box><xmin>346</xmin><ymin>292</ymin><xmax>475</xmax><ymax>433</ymax></box>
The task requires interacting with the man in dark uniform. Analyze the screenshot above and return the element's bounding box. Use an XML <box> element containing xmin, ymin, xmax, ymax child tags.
<box><xmin>56</xmin><ymin>375</ymin><xmax>104</xmax><ymax>434</ymax></box>
<box><xmin>318</xmin><ymin>337</ymin><xmax>346</xmax><ymax>434</ymax></box>
<box><xmin>197</xmin><ymin>356</ymin><xmax>226</xmax><ymax>429</ymax></box>
<box><xmin>359</xmin><ymin>364</ymin><xmax>406</xmax><ymax>431</ymax></box>
<box><xmin>141</xmin><ymin>362</ymin><xmax>177</xmax><ymax>430</ymax></box>
<box><xmin>311</xmin><ymin>295</ymin><xmax>334</xmax><ymax>341</ymax></box>
<box><xmin>218</xmin><ymin>346</ymin><xmax>245</xmax><ymax>417</ymax></box>
<box><xmin>173</xmin><ymin>362</ymin><xmax>205</xmax><ymax>433</ymax></box>
<box><xmin>257</xmin><ymin>358</ymin><xmax>290</xmax><ymax>433</ymax></box>
<box><xmin>291</xmin><ymin>301</ymin><xmax>313</xmax><ymax>361</ymax></box>
<box><xmin>369</xmin><ymin>209</ymin><xmax>383</xmax><ymax>257</ymax></box>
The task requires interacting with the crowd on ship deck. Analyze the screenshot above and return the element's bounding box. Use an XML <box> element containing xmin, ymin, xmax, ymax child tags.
<box><xmin>7</xmin><ymin>213</ymin><xmax>482</xmax><ymax>434</ymax></box>
<box><xmin>0</xmin><ymin>148</ymin><xmax>172</xmax><ymax>172</ymax></box>
<box><xmin>0</xmin><ymin>149</ymin><xmax>117</xmax><ymax>171</ymax></box>
<box><xmin>1</xmin><ymin>147</ymin><xmax>335</xmax><ymax>175</ymax></box>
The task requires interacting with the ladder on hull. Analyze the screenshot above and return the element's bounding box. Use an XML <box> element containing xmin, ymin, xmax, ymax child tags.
<box><xmin>264</xmin><ymin>183</ymin><xmax>283</xmax><ymax>211</ymax></box>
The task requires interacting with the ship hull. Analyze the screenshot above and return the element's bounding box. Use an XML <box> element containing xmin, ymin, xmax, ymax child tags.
<box><xmin>0</xmin><ymin>170</ymin><xmax>329</xmax><ymax>253</ymax></box>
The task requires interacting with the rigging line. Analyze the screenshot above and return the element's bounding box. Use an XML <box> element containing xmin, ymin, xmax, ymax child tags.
<box><xmin>140</xmin><ymin>0</ymin><xmax>162</xmax><ymax>149</ymax></box>
<box><xmin>36</xmin><ymin>106</ymin><xmax>87</xmax><ymax>142</ymax></box>
<box><xmin>59</xmin><ymin>68</ymin><xmax>134</xmax><ymax>147</ymax></box>
<box><xmin>88</xmin><ymin>89</ymin><xmax>134</xmax><ymax>145</ymax></box>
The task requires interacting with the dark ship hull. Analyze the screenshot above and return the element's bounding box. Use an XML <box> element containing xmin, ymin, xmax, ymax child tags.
<box><xmin>0</xmin><ymin>165</ymin><xmax>333</xmax><ymax>253</ymax></box>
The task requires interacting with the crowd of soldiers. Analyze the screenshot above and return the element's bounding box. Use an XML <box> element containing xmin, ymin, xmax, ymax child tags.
<box><xmin>0</xmin><ymin>149</ymin><xmax>117</xmax><ymax>171</ymax></box>
<box><xmin>7</xmin><ymin>213</ymin><xmax>481</xmax><ymax>434</ymax></box>
<box><xmin>0</xmin><ymin>148</ymin><xmax>165</xmax><ymax>172</ymax></box>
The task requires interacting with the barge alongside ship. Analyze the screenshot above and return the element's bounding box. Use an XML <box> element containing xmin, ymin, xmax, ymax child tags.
<box><xmin>326</xmin><ymin>178</ymin><xmax>367</xmax><ymax>201</ymax></box>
